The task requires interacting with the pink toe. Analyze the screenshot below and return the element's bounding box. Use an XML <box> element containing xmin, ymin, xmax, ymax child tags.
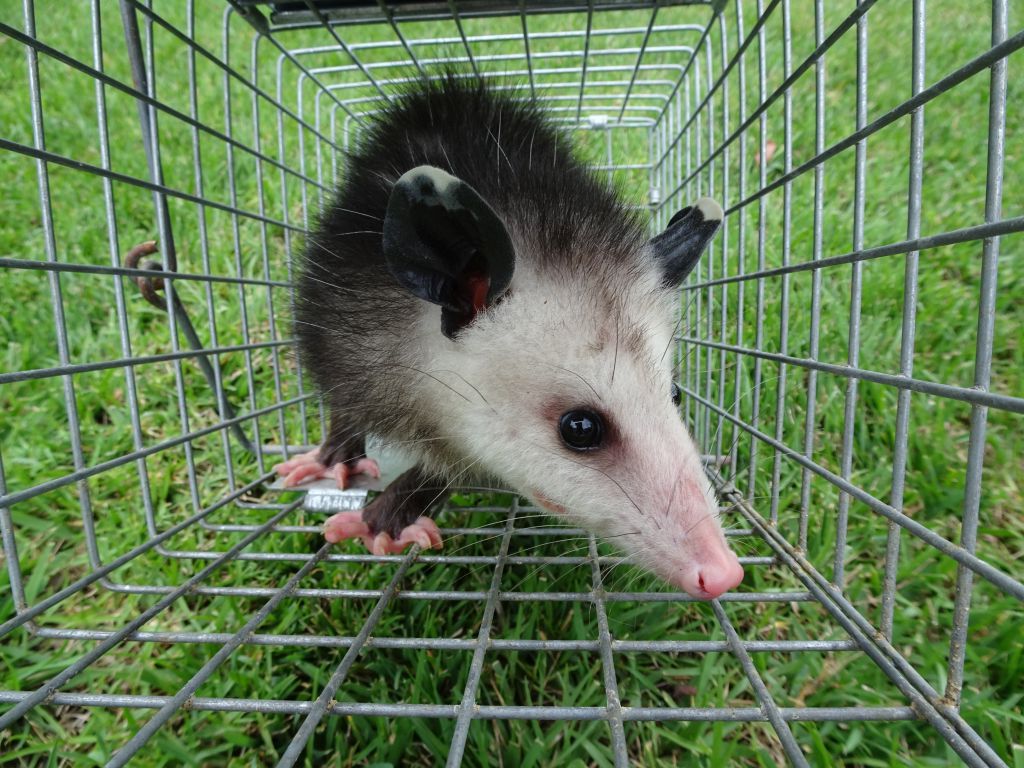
<box><xmin>284</xmin><ymin>463</ymin><xmax>327</xmax><ymax>487</ymax></box>
<box><xmin>323</xmin><ymin>511</ymin><xmax>370</xmax><ymax>543</ymax></box>
<box><xmin>371</xmin><ymin>532</ymin><xmax>394</xmax><ymax>556</ymax></box>
<box><xmin>414</xmin><ymin>517</ymin><xmax>443</xmax><ymax>549</ymax></box>
<box><xmin>398</xmin><ymin>526</ymin><xmax>432</xmax><ymax>550</ymax></box>
<box><xmin>353</xmin><ymin>458</ymin><xmax>381</xmax><ymax>479</ymax></box>
<box><xmin>332</xmin><ymin>463</ymin><xmax>352</xmax><ymax>490</ymax></box>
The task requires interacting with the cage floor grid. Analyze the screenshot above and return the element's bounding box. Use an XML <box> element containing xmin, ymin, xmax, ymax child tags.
<box><xmin>0</xmin><ymin>473</ymin><xmax>1006</xmax><ymax>767</ymax></box>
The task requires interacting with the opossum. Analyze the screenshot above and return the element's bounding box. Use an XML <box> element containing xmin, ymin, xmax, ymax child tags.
<box><xmin>274</xmin><ymin>75</ymin><xmax>743</xmax><ymax>599</ymax></box>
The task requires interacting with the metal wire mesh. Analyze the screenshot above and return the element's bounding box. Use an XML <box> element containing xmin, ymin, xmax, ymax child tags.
<box><xmin>1</xmin><ymin>0</ymin><xmax>1021</xmax><ymax>765</ymax></box>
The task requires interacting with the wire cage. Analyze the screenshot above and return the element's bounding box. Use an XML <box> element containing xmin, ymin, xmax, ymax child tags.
<box><xmin>1</xmin><ymin>0</ymin><xmax>1021</xmax><ymax>765</ymax></box>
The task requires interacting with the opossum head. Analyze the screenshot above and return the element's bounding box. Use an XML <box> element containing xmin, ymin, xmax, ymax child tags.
<box><xmin>383</xmin><ymin>166</ymin><xmax>743</xmax><ymax>599</ymax></box>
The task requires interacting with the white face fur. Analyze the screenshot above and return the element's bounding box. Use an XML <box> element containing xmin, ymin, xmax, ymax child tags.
<box><xmin>409</xmin><ymin>252</ymin><xmax>745</xmax><ymax>600</ymax></box>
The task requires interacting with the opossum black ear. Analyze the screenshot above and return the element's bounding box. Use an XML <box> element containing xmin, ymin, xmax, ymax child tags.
<box><xmin>383</xmin><ymin>165</ymin><xmax>515</xmax><ymax>339</ymax></box>
<box><xmin>650</xmin><ymin>197</ymin><xmax>723</xmax><ymax>287</ymax></box>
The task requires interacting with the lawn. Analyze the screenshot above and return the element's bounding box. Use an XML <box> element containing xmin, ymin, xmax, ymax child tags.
<box><xmin>0</xmin><ymin>0</ymin><xmax>1021</xmax><ymax>766</ymax></box>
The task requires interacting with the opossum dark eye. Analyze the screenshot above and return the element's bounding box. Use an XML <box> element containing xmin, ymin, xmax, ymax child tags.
<box><xmin>671</xmin><ymin>382</ymin><xmax>682</xmax><ymax>407</ymax></box>
<box><xmin>558</xmin><ymin>410</ymin><xmax>604</xmax><ymax>451</ymax></box>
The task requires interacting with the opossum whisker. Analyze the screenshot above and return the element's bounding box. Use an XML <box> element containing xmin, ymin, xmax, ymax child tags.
<box><xmin>389</xmin><ymin>363</ymin><xmax>475</xmax><ymax>404</ymax></box>
<box><xmin>292</xmin><ymin>318</ymin><xmax>343</xmax><ymax>335</ymax></box>
<box><xmin>663</xmin><ymin>470</ymin><xmax>681</xmax><ymax>520</ymax></box>
<box><xmin>488</xmin><ymin>107</ymin><xmax>514</xmax><ymax>176</ymax></box>
<box><xmin>310</xmin><ymin>229</ymin><xmax>383</xmax><ymax>239</ymax></box>
<box><xmin>603</xmin><ymin>556</ymin><xmax>651</xmax><ymax>596</ymax></box>
<box><xmin>679</xmin><ymin>506</ymin><xmax>726</xmax><ymax>539</ymax></box>
<box><xmin>499</xmin><ymin>532</ymin><xmax>614</xmax><ymax>579</ymax></box>
<box><xmin>659</xmin><ymin>288</ymin><xmax>701</xmax><ymax>365</ymax></box>
<box><xmin>438</xmin><ymin>524</ymin><xmax>573</xmax><ymax>561</ymax></box>
<box><xmin>338</xmin><ymin>208</ymin><xmax>382</xmax><ymax>222</ymax></box>
<box><xmin>405</xmin><ymin>131</ymin><xmax>417</xmax><ymax>164</ymax></box>
<box><xmin>530</xmin><ymin>442</ymin><xmax>654</xmax><ymax>530</ymax></box>
<box><xmin>534</xmin><ymin>361</ymin><xmax>602</xmax><ymax>402</ymax></box>
<box><xmin>428</xmin><ymin>369</ymin><xmax>494</xmax><ymax>410</ymax></box>
<box><xmin>298</xmin><ymin>273</ymin><xmax>365</xmax><ymax>295</ymax></box>
<box><xmin>438</xmin><ymin>139</ymin><xmax>454</xmax><ymax>173</ymax></box>
<box><xmin>504</xmin><ymin>541</ymin><xmax>596</xmax><ymax>593</ymax></box>
<box><xmin>506</xmin><ymin>528</ymin><xmax>642</xmax><ymax>599</ymax></box>
<box><xmin>610</xmin><ymin>308</ymin><xmax>620</xmax><ymax>386</ymax></box>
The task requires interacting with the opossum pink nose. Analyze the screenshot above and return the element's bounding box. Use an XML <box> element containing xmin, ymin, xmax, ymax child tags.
<box><xmin>680</xmin><ymin>549</ymin><xmax>744</xmax><ymax>600</ymax></box>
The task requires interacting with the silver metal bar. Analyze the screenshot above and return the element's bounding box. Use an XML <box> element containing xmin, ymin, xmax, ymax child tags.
<box><xmin>834</xmin><ymin>0</ymin><xmax>869</xmax><ymax>588</ymax></box>
<box><xmin>28</xmin><ymin>626</ymin><xmax>858</xmax><ymax>654</ymax></box>
<box><xmin>248</xmin><ymin>34</ymin><xmax>291</xmax><ymax>462</ymax></box>
<box><xmin>0</xmin><ymin>18</ymin><xmax>328</xmax><ymax>197</ymax></box>
<box><xmin>447</xmin><ymin>1</ymin><xmax>480</xmax><ymax>79</ymax></box>
<box><xmin>222</xmin><ymin>9</ymin><xmax>265</xmax><ymax>474</ymax></box>
<box><xmin>274</xmin><ymin>546</ymin><xmax>421</xmax><ymax>767</ymax></box>
<box><xmin>713</xmin><ymin>10</ymin><xmax>730</xmax><ymax>464</ymax></box>
<box><xmin>0</xmin><ymin>339</ymin><xmax>293</xmax><ymax>392</ymax></box>
<box><xmin>21</xmin><ymin>0</ymin><xmax>99</xmax><ymax>576</ymax></box>
<box><xmin>589</xmin><ymin>535</ymin><xmax>629</xmax><ymax>766</ymax></box>
<box><xmin>96</xmin><ymin>583</ymin><xmax>813</xmax><ymax>604</ymax></box>
<box><xmin>0</xmin><ymin>691</ymin><xmax>920</xmax><ymax>723</ymax></box>
<box><xmin>797</xmin><ymin>0</ymin><xmax>826</xmax><ymax>550</ymax></box>
<box><xmin>281</xmin><ymin>22</ymin><xmax>705</xmax><ymax>61</ymax></box>
<box><xmin>186</xmin><ymin>0</ymin><xmax>239</xmax><ymax>486</ymax></box>
<box><xmin>745</xmin><ymin>0</ymin><xmax>768</xmax><ymax>503</ymax></box>
<box><xmin>0</xmin><ymin>452</ymin><xmax>25</xmax><ymax>616</ymax></box>
<box><xmin>728</xmin><ymin>0</ymin><xmax>747</xmax><ymax>483</ymax></box>
<box><xmin>265</xmin><ymin>0</ymin><xmax>713</xmax><ymax>27</ymax></box>
<box><xmin>768</xmin><ymin>0</ymin><xmax>792</xmax><ymax>526</ymax></box>
<box><xmin>881</xmin><ymin>0</ymin><xmax>925</xmax><ymax>639</ymax></box>
<box><xmin>446</xmin><ymin>500</ymin><xmax>518</xmax><ymax>766</ymax></box>
<box><xmin>713</xmin><ymin>601</ymin><xmax>809</xmax><ymax>767</ymax></box>
<box><xmin>298</xmin><ymin>0</ymin><xmax>392</xmax><ymax>101</ymax></box>
<box><xmin>655</xmin><ymin>0</ymin><xmax>782</xmax><ymax>163</ymax></box>
<box><xmin>945</xmin><ymin>0</ymin><xmax>1008</xmax><ymax>707</ymax></box>
<box><xmin>0</xmin><ymin>254</ymin><xmax>290</xmax><ymax>288</ymax></box>
<box><xmin>574</xmin><ymin>0</ymin><xmax>595</xmax><ymax>124</ymax></box>
<box><xmin>375</xmin><ymin>0</ymin><xmax>428</xmax><ymax>77</ymax></box>
<box><xmin>614</xmin><ymin>0</ymin><xmax>661</xmax><ymax>123</ymax></box>
<box><xmin>519</xmin><ymin>0</ymin><xmax>537</xmax><ymax>100</ymax></box>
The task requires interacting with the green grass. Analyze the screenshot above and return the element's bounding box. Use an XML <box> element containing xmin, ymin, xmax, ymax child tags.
<box><xmin>1</xmin><ymin>0</ymin><xmax>1022</xmax><ymax>766</ymax></box>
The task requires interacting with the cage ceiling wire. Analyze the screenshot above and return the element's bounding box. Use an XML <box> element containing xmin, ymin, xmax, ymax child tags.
<box><xmin>0</xmin><ymin>0</ymin><xmax>1021</xmax><ymax>765</ymax></box>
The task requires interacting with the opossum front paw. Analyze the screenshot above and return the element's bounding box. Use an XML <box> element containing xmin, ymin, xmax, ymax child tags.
<box><xmin>322</xmin><ymin>512</ymin><xmax>443</xmax><ymax>555</ymax></box>
<box><xmin>274</xmin><ymin>448</ymin><xmax>381</xmax><ymax>489</ymax></box>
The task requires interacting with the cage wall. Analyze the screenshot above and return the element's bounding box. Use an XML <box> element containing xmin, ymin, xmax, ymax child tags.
<box><xmin>0</xmin><ymin>1</ymin><xmax>1021</xmax><ymax>766</ymax></box>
